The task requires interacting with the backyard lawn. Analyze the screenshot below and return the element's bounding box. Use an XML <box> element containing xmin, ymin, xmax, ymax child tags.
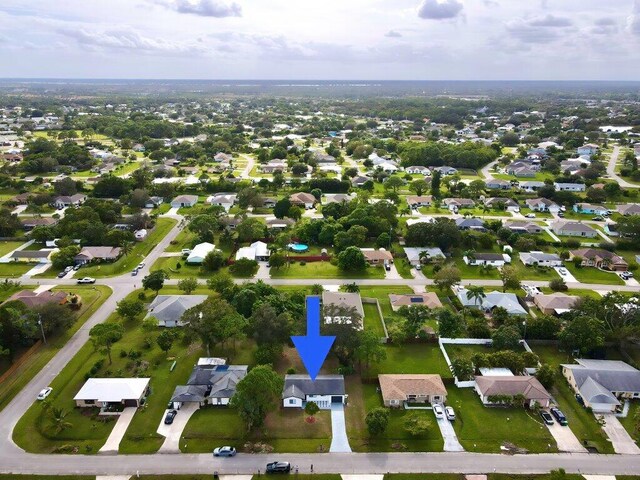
<box><xmin>447</xmin><ymin>387</ymin><xmax>557</xmax><ymax>453</ymax></box>
<box><xmin>80</xmin><ymin>217</ymin><xmax>177</xmax><ymax>277</ymax></box>
<box><xmin>564</xmin><ymin>264</ymin><xmax>625</xmax><ymax>286</ymax></box>
<box><xmin>363</xmin><ymin>303</ymin><xmax>386</xmax><ymax>338</ymax></box>
<box><xmin>271</xmin><ymin>262</ymin><xmax>385</xmax><ymax>280</ymax></box>
<box><xmin>368</xmin><ymin>343</ymin><xmax>452</xmax><ymax>379</ymax></box>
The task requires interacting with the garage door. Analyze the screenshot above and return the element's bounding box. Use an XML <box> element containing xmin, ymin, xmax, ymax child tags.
<box><xmin>331</xmin><ymin>396</ymin><xmax>343</xmax><ymax>403</ymax></box>
<box><xmin>124</xmin><ymin>399</ymin><xmax>138</xmax><ymax>407</ymax></box>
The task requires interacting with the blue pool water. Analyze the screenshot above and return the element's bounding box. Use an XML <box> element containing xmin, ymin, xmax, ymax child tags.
<box><xmin>288</xmin><ymin>243</ymin><xmax>309</xmax><ymax>252</ymax></box>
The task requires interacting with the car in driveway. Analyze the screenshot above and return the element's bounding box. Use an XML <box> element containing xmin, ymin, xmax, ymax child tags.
<box><xmin>64</xmin><ymin>265</ymin><xmax>73</xmax><ymax>273</ymax></box>
<box><xmin>266</xmin><ymin>462</ymin><xmax>291</xmax><ymax>474</ymax></box>
<box><xmin>445</xmin><ymin>406</ymin><xmax>455</xmax><ymax>422</ymax></box>
<box><xmin>550</xmin><ymin>407</ymin><xmax>568</xmax><ymax>426</ymax></box>
<box><xmin>558</xmin><ymin>268</ymin><xmax>568</xmax><ymax>275</ymax></box>
<box><xmin>213</xmin><ymin>446</ymin><xmax>237</xmax><ymax>457</ymax></box>
<box><xmin>37</xmin><ymin>387</ymin><xmax>52</xmax><ymax>400</ymax></box>
<box><xmin>540</xmin><ymin>410</ymin><xmax>554</xmax><ymax>425</ymax></box>
<box><xmin>433</xmin><ymin>404</ymin><xmax>444</xmax><ymax>419</ymax></box>
<box><xmin>164</xmin><ymin>409</ymin><xmax>177</xmax><ymax>425</ymax></box>
<box><xmin>77</xmin><ymin>277</ymin><xmax>96</xmax><ymax>284</ymax></box>
<box><xmin>57</xmin><ymin>271</ymin><xmax>67</xmax><ymax>278</ymax></box>
<box><xmin>525</xmin><ymin>213</ymin><xmax>536</xmax><ymax>218</ymax></box>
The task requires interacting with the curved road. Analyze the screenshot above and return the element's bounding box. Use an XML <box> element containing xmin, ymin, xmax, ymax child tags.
<box><xmin>607</xmin><ymin>145</ymin><xmax>639</xmax><ymax>189</ymax></box>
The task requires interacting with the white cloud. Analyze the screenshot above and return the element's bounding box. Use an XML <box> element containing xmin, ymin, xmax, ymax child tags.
<box><xmin>160</xmin><ymin>0</ymin><xmax>241</xmax><ymax>17</ymax></box>
<box><xmin>417</xmin><ymin>0</ymin><xmax>463</xmax><ymax>20</ymax></box>
<box><xmin>528</xmin><ymin>14</ymin><xmax>572</xmax><ymax>27</ymax></box>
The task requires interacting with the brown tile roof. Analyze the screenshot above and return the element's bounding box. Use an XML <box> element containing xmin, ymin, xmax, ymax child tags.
<box><xmin>475</xmin><ymin>376</ymin><xmax>551</xmax><ymax>401</ymax></box>
<box><xmin>7</xmin><ymin>290</ymin><xmax>67</xmax><ymax>309</ymax></box>
<box><xmin>361</xmin><ymin>249</ymin><xmax>393</xmax><ymax>262</ymax></box>
<box><xmin>389</xmin><ymin>293</ymin><xmax>443</xmax><ymax>310</ymax></box>
<box><xmin>379</xmin><ymin>374</ymin><xmax>447</xmax><ymax>404</ymax></box>
<box><xmin>289</xmin><ymin>192</ymin><xmax>316</xmax><ymax>204</ymax></box>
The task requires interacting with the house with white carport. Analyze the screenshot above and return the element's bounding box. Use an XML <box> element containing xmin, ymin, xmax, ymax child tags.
<box><xmin>235</xmin><ymin>241</ymin><xmax>270</xmax><ymax>262</ymax></box>
<box><xmin>282</xmin><ymin>374</ymin><xmax>347</xmax><ymax>409</ymax></box>
<box><xmin>74</xmin><ymin>378</ymin><xmax>150</xmax><ymax>409</ymax></box>
<box><xmin>186</xmin><ymin>242</ymin><xmax>216</xmax><ymax>264</ymax></box>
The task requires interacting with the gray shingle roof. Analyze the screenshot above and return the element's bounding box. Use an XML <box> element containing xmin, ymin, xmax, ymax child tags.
<box><xmin>562</xmin><ymin>359</ymin><xmax>640</xmax><ymax>399</ymax></box>
<box><xmin>282</xmin><ymin>375</ymin><xmax>345</xmax><ymax>399</ymax></box>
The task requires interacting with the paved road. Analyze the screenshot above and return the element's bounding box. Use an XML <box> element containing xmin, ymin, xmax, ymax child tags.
<box><xmin>607</xmin><ymin>145</ymin><xmax>638</xmax><ymax>189</ymax></box>
<box><xmin>480</xmin><ymin>160</ymin><xmax>498</xmax><ymax>181</ymax></box>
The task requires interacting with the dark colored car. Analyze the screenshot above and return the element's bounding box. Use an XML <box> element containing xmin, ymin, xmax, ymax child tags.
<box><xmin>57</xmin><ymin>271</ymin><xmax>66</xmax><ymax>278</ymax></box>
<box><xmin>550</xmin><ymin>407</ymin><xmax>568</xmax><ymax>426</ymax></box>
<box><xmin>575</xmin><ymin>394</ymin><xmax>584</xmax><ymax>406</ymax></box>
<box><xmin>266</xmin><ymin>462</ymin><xmax>291</xmax><ymax>474</ymax></box>
<box><xmin>164</xmin><ymin>409</ymin><xmax>177</xmax><ymax>425</ymax></box>
<box><xmin>540</xmin><ymin>411</ymin><xmax>554</xmax><ymax>425</ymax></box>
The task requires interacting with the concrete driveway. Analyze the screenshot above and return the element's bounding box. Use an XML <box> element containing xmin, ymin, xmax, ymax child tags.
<box><xmin>435</xmin><ymin>415</ymin><xmax>464</xmax><ymax>452</ymax></box>
<box><xmin>98</xmin><ymin>407</ymin><xmax>137</xmax><ymax>454</ymax></box>
<box><xmin>157</xmin><ymin>402</ymin><xmax>200</xmax><ymax>453</ymax></box>
<box><xmin>599</xmin><ymin>413</ymin><xmax>640</xmax><ymax>454</ymax></box>
<box><xmin>329</xmin><ymin>403</ymin><xmax>351</xmax><ymax>453</ymax></box>
<box><xmin>384</xmin><ymin>264</ymin><xmax>402</xmax><ymax>280</ymax></box>
<box><xmin>554</xmin><ymin>266</ymin><xmax>578</xmax><ymax>283</ymax></box>
<box><xmin>545</xmin><ymin>421</ymin><xmax>586</xmax><ymax>453</ymax></box>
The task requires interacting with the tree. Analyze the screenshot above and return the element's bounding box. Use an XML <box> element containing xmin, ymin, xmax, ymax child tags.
<box><xmin>549</xmin><ymin>278</ymin><xmax>568</xmax><ymax>292</ymax></box>
<box><xmin>268</xmin><ymin>252</ymin><xmax>287</xmax><ymax>270</ymax></box>
<box><xmin>51</xmin><ymin>245</ymin><xmax>80</xmax><ymax>270</ymax></box>
<box><xmin>365</xmin><ymin>407</ymin><xmax>389</xmax><ymax>436</ymax></box>
<box><xmin>130</xmin><ymin>188</ymin><xmax>151</xmax><ymax>208</ymax></box>
<box><xmin>559</xmin><ymin>316</ymin><xmax>606</xmax><ymax>355</ymax></box>
<box><xmin>89</xmin><ymin>323</ymin><xmax>124</xmax><ymax>365</ymax></box>
<box><xmin>466</xmin><ymin>317</ymin><xmax>491</xmax><ymax>338</ymax></box>
<box><xmin>188</xmin><ymin>214</ymin><xmax>220</xmax><ymax>242</ymax></box>
<box><xmin>178</xmin><ymin>277</ymin><xmax>198</xmax><ymax>294</ymax></box>
<box><xmin>355</xmin><ymin>330</ymin><xmax>387</xmax><ymax>372</ymax></box>
<box><xmin>384</xmin><ymin>176</ymin><xmax>404</xmax><ymax>192</ymax></box>
<box><xmin>409</xmin><ymin>179</ymin><xmax>429</xmax><ymax>196</ymax></box>
<box><xmin>230</xmin><ymin>364</ymin><xmax>283</xmax><ymax>431</ymax></box>
<box><xmin>525</xmin><ymin>315</ymin><xmax>561</xmax><ymax>340</ymax></box>
<box><xmin>492</xmin><ymin>325</ymin><xmax>522</xmax><ymax>351</ymax></box>
<box><xmin>273</xmin><ymin>198</ymin><xmax>292</xmax><ymax>219</ymax></box>
<box><xmin>404</xmin><ymin>412</ymin><xmax>432</xmax><ymax>436</ymax></box>
<box><xmin>535</xmin><ymin>364</ymin><xmax>556</xmax><ymax>389</ymax></box>
<box><xmin>433</xmin><ymin>265</ymin><xmax>461</xmax><ymax>292</ymax></box>
<box><xmin>156</xmin><ymin>330</ymin><xmax>176</xmax><ymax>356</ymax></box>
<box><xmin>183</xmin><ymin>297</ymin><xmax>247</xmax><ymax>355</ymax></box>
<box><xmin>466</xmin><ymin>286</ymin><xmax>486</xmax><ymax>308</ymax></box>
<box><xmin>500</xmin><ymin>266</ymin><xmax>521</xmax><ymax>292</ymax></box>
<box><xmin>337</xmin><ymin>246</ymin><xmax>367</xmax><ymax>272</ymax></box>
<box><xmin>437</xmin><ymin>309</ymin><xmax>465</xmax><ymax>338</ymax></box>
<box><xmin>430</xmin><ymin>170</ymin><xmax>442</xmax><ymax>198</ymax></box>
<box><xmin>343</xmin><ymin>282</ymin><xmax>360</xmax><ymax>293</ymax></box>
<box><xmin>451</xmin><ymin>357</ymin><xmax>474</xmax><ymax>380</ymax></box>
<box><xmin>116</xmin><ymin>299</ymin><xmax>144</xmax><ymax>322</ymax></box>
<box><xmin>230</xmin><ymin>259</ymin><xmax>258</xmax><ymax>277</ymax></box>
<box><xmin>304</xmin><ymin>401</ymin><xmax>320</xmax><ymax>420</ymax></box>
<box><xmin>53</xmin><ymin>177</ymin><xmax>78</xmax><ymax>196</ymax></box>
<box><xmin>202</xmin><ymin>250</ymin><xmax>225</xmax><ymax>272</ymax></box>
<box><xmin>287</xmin><ymin>205</ymin><xmax>303</xmax><ymax>221</ymax></box>
<box><xmin>48</xmin><ymin>407</ymin><xmax>73</xmax><ymax>435</ymax></box>
<box><xmin>236</xmin><ymin>218</ymin><xmax>266</xmax><ymax>242</ymax></box>
<box><xmin>142</xmin><ymin>270</ymin><xmax>168</xmax><ymax>294</ymax></box>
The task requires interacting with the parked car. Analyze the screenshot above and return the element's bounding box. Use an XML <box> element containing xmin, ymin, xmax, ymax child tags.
<box><xmin>433</xmin><ymin>404</ymin><xmax>444</xmax><ymax>419</ymax></box>
<box><xmin>37</xmin><ymin>387</ymin><xmax>52</xmax><ymax>401</ymax></box>
<box><xmin>181</xmin><ymin>249</ymin><xmax>191</xmax><ymax>255</ymax></box>
<box><xmin>540</xmin><ymin>411</ymin><xmax>554</xmax><ymax>425</ymax></box>
<box><xmin>525</xmin><ymin>213</ymin><xmax>536</xmax><ymax>218</ymax></box>
<box><xmin>575</xmin><ymin>394</ymin><xmax>584</xmax><ymax>406</ymax></box>
<box><xmin>266</xmin><ymin>462</ymin><xmax>291</xmax><ymax>474</ymax></box>
<box><xmin>57</xmin><ymin>271</ymin><xmax>66</xmax><ymax>278</ymax></box>
<box><xmin>131</xmin><ymin>268</ymin><xmax>138</xmax><ymax>276</ymax></box>
<box><xmin>164</xmin><ymin>409</ymin><xmax>177</xmax><ymax>425</ymax></box>
<box><xmin>550</xmin><ymin>407</ymin><xmax>568</xmax><ymax>426</ymax></box>
<box><xmin>213</xmin><ymin>446</ymin><xmax>237</xmax><ymax>457</ymax></box>
<box><xmin>558</xmin><ymin>268</ymin><xmax>568</xmax><ymax>275</ymax></box>
<box><xmin>64</xmin><ymin>266</ymin><xmax>73</xmax><ymax>273</ymax></box>
<box><xmin>557</xmin><ymin>212</ymin><xmax>565</xmax><ymax>217</ymax></box>
<box><xmin>77</xmin><ymin>277</ymin><xmax>96</xmax><ymax>284</ymax></box>
<box><xmin>415</xmin><ymin>264</ymin><xmax>422</xmax><ymax>271</ymax></box>
<box><xmin>384</xmin><ymin>262</ymin><xmax>391</xmax><ymax>272</ymax></box>
<box><xmin>445</xmin><ymin>406</ymin><xmax>455</xmax><ymax>422</ymax></box>
<box><xmin>73</xmin><ymin>264</ymin><xmax>81</xmax><ymax>271</ymax></box>
<box><xmin>592</xmin><ymin>216</ymin><xmax>604</xmax><ymax>221</ymax></box>
<box><xmin>137</xmin><ymin>262</ymin><xmax>145</xmax><ymax>269</ymax></box>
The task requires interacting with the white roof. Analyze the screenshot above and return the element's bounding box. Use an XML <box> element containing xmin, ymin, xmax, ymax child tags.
<box><xmin>236</xmin><ymin>241</ymin><xmax>269</xmax><ymax>261</ymax></box>
<box><xmin>187</xmin><ymin>242</ymin><xmax>216</xmax><ymax>262</ymax></box>
<box><xmin>479</xmin><ymin>368</ymin><xmax>514</xmax><ymax>377</ymax></box>
<box><xmin>197</xmin><ymin>357</ymin><xmax>227</xmax><ymax>366</ymax></box>
<box><xmin>74</xmin><ymin>378</ymin><xmax>150</xmax><ymax>402</ymax></box>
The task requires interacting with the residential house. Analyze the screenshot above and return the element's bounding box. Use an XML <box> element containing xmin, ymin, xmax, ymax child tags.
<box><xmin>455</xmin><ymin>287</ymin><xmax>527</xmax><ymax>315</ymax></box>
<box><xmin>562</xmin><ymin>359</ymin><xmax>640</xmax><ymax>413</ymax></box>
<box><xmin>504</xmin><ymin>220</ymin><xmax>541</xmax><ymax>234</ymax></box>
<box><xmin>235</xmin><ymin>241</ymin><xmax>270</xmax><ymax>262</ymax></box>
<box><xmin>432</xmin><ymin>166</ymin><xmax>458</xmax><ymax>176</ymax></box>
<box><xmin>145</xmin><ymin>196</ymin><xmax>164</xmax><ymax>208</ymax></box>
<box><xmin>378</xmin><ymin>161</ymin><xmax>398</xmax><ymax>173</ymax></box>
<box><xmin>321</xmin><ymin>291</ymin><xmax>364</xmax><ymax>325</ymax></box>
<box><xmin>403</xmin><ymin>247</ymin><xmax>445</xmax><ymax>266</ymax></box>
<box><xmin>7</xmin><ymin>290</ymin><xmax>67</xmax><ymax>308</ymax></box>
<box><xmin>74</xmin><ymin>246</ymin><xmax>121</xmax><ymax>265</ymax></box>
<box><xmin>53</xmin><ymin>194</ymin><xmax>86</xmax><ymax>209</ymax></box>
<box><xmin>315</xmin><ymin>153</ymin><xmax>336</xmax><ymax>164</ymax></box>
<box><xmin>266</xmin><ymin>217</ymin><xmax>295</xmax><ymax>230</ymax></box>
<box><xmin>322</xmin><ymin>194</ymin><xmax>355</xmax><ymax>205</ymax></box>
<box><xmin>388</xmin><ymin>293</ymin><xmax>443</xmax><ymax>311</ymax></box>
<box><xmin>260</xmin><ymin>160</ymin><xmax>287</xmax><ymax>173</ymax></box>
<box><xmin>171</xmin><ymin>195</ymin><xmax>198</xmax><ymax>208</ymax></box>
<box><xmin>214</xmin><ymin>152</ymin><xmax>233</xmax><ymax>164</ymax></box>
<box><xmin>186</xmin><ymin>242</ymin><xmax>216</xmax><ymax>264</ymax></box>
<box><xmin>551</xmin><ymin>220</ymin><xmax>598</xmax><ymax>238</ymax></box>
<box><xmin>455</xmin><ymin>218</ymin><xmax>486</xmax><ymax>231</ymax></box>
<box><xmin>405</xmin><ymin>166</ymin><xmax>431</xmax><ymax>175</ymax></box>
<box><xmin>486</xmin><ymin>179</ymin><xmax>512</xmax><ymax>190</ymax></box>
<box><xmin>484</xmin><ymin>198</ymin><xmax>519</xmax><ymax>211</ymax></box>
<box><xmin>463</xmin><ymin>253</ymin><xmax>510</xmax><ymax>267</ymax></box>
<box><xmin>282</xmin><ymin>375</ymin><xmax>347</xmax><ymax>409</ymax></box>
<box><xmin>534</xmin><ymin>293</ymin><xmax>579</xmax><ymax>315</ymax></box>
<box><xmin>289</xmin><ymin>192</ymin><xmax>317</xmax><ymax>209</ymax></box>
<box><xmin>378</xmin><ymin>374</ymin><xmax>447</xmax><ymax>407</ymax></box>
<box><xmin>519</xmin><ymin>251</ymin><xmax>562</xmax><ymax>267</ymax></box>
<box><xmin>171</xmin><ymin>364</ymin><xmax>248</xmax><ymax>407</ymax></box>
<box><xmin>361</xmin><ymin>248</ymin><xmax>393</xmax><ymax>265</ymax></box>
<box><xmin>145</xmin><ymin>295</ymin><xmax>208</xmax><ymax>327</ymax></box>
<box><xmin>351</xmin><ymin>176</ymin><xmax>370</xmax><ymax>187</ymax></box>
<box><xmin>519</xmin><ymin>181</ymin><xmax>545</xmax><ymax>193</ymax></box>
<box><xmin>474</xmin><ymin>376</ymin><xmax>551</xmax><ymax>408</ymax></box>
<box><xmin>206</xmin><ymin>193</ymin><xmax>237</xmax><ymax>212</ymax></box>
<box><xmin>573</xmin><ymin>203</ymin><xmax>609</xmax><ymax>215</ymax></box>
<box><xmin>554</xmin><ymin>182</ymin><xmax>586</xmax><ymax>192</ymax></box>
<box><xmin>406</xmin><ymin>195</ymin><xmax>433</xmax><ymax>208</ymax></box>
<box><xmin>443</xmin><ymin>198</ymin><xmax>475</xmax><ymax>210</ymax></box>
<box><xmin>525</xmin><ymin>198</ymin><xmax>560</xmax><ymax>213</ymax></box>
<box><xmin>577</xmin><ymin>144</ymin><xmax>598</xmax><ymax>157</ymax></box>
<box><xmin>9</xmin><ymin>250</ymin><xmax>54</xmax><ymax>264</ymax></box>
<box><xmin>74</xmin><ymin>378</ymin><xmax>150</xmax><ymax>408</ymax></box>
<box><xmin>569</xmin><ymin>248</ymin><xmax>628</xmax><ymax>271</ymax></box>
<box><xmin>262</xmin><ymin>198</ymin><xmax>277</xmax><ymax>209</ymax></box>
<box><xmin>617</xmin><ymin>204</ymin><xmax>640</xmax><ymax>216</ymax></box>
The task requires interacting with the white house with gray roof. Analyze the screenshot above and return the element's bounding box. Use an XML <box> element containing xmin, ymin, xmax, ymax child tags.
<box><xmin>519</xmin><ymin>252</ymin><xmax>563</xmax><ymax>267</ymax></box>
<box><xmin>282</xmin><ymin>375</ymin><xmax>347</xmax><ymax>409</ymax></box>
<box><xmin>454</xmin><ymin>286</ymin><xmax>527</xmax><ymax>316</ymax></box>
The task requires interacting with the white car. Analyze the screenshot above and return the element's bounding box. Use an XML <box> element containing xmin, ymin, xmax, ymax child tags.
<box><xmin>77</xmin><ymin>277</ymin><xmax>96</xmax><ymax>284</ymax></box>
<box><xmin>37</xmin><ymin>387</ymin><xmax>52</xmax><ymax>400</ymax></box>
<box><xmin>525</xmin><ymin>213</ymin><xmax>536</xmax><ymax>218</ymax></box>
<box><xmin>445</xmin><ymin>406</ymin><xmax>456</xmax><ymax>422</ymax></box>
<box><xmin>433</xmin><ymin>404</ymin><xmax>444</xmax><ymax>419</ymax></box>
<box><xmin>181</xmin><ymin>249</ymin><xmax>191</xmax><ymax>255</ymax></box>
<box><xmin>137</xmin><ymin>262</ymin><xmax>145</xmax><ymax>269</ymax></box>
<box><xmin>558</xmin><ymin>268</ymin><xmax>568</xmax><ymax>275</ymax></box>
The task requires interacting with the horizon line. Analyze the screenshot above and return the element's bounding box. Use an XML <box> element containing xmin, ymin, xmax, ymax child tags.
<box><xmin>1</xmin><ymin>78</ymin><xmax>640</xmax><ymax>83</ymax></box>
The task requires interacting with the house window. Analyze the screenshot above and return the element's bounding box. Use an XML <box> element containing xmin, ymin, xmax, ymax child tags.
<box><xmin>288</xmin><ymin>399</ymin><xmax>296</xmax><ymax>405</ymax></box>
<box><xmin>85</xmin><ymin>399</ymin><xmax>95</xmax><ymax>405</ymax></box>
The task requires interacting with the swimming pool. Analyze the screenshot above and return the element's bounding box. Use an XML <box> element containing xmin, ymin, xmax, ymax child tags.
<box><xmin>288</xmin><ymin>243</ymin><xmax>309</xmax><ymax>252</ymax></box>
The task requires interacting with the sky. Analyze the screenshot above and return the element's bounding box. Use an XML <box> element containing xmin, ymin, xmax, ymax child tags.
<box><xmin>1</xmin><ymin>0</ymin><xmax>640</xmax><ymax>80</ymax></box>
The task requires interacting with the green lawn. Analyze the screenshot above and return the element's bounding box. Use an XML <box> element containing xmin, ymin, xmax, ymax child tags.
<box><xmin>369</xmin><ymin>343</ymin><xmax>452</xmax><ymax>379</ymax></box>
<box><xmin>363</xmin><ymin>303</ymin><xmax>386</xmax><ymax>338</ymax></box>
<box><xmin>0</xmin><ymin>262</ymin><xmax>37</xmax><ymax>277</ymax></box>
<box><xmin>271</xmin><ymin>261</ymin><xmax>385</xmax><ymax>279</ymax></box>
<box><xmin>619</xmin><ymin>401</ymin><xmax>639</xmax><ymax>446</ymax></box>
<box><xmin>0</xmin><ymin>286</ymin><xmax>112</xmax><ymax>411</ymax></box>
<box><xmin>511</xmin><ymin>261</ymin><xmax>559</xmax><ymax>281</ymax></box>
<box><xmin>165</xmin><ymin>228</ymin><xmax>198</xmax><ymax>252</ymax></box>
<box><xmin>80</xmin><ymin>217</ymin><xmax>177</xmax><ymax>277</ymax></box>
<box><xmin>447</xmin><ymin>387</ymin><xmax>557</xmax><ymax>453</ymax></box>
<box><xmin>564</xmin><ymin>263</ymin><xmax>625</xmax><ymax>285</ymax></box>
<box><xmin>0</xmin><ymin>240</ymin><xmax>25</xmax><ymax>257</ymax></box>
<box><xmin>359</xmin><ymin>286</ymin><xmax>414</xmax><ymax>318</ymax></box>
<box><xmin>394</xmin><ymin>258</ymin><xmax>414</xmax><ymax>279</ymax></box>
<box><xmin>533</xmin><ymin>345</ymin><xmax>615</xmax><ymax>453</ymax></box>
<box><xmin>451</xmin><ymin>259</ymin><xmax>502</xmax><ymax>280</ymax></box>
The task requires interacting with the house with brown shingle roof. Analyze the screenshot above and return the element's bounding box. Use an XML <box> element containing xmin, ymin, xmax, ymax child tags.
<box><xmin>74</xmin><ymin>246</ymin><xmax>121</xmax><ymax>265</ymax></box>
<box><xmin>389</xmin><ymin>293</ymin><xmax>443</xmax><ymax>311</ymax></box>
<box><xmin>474</xmin><ymin>376</ymin><xmax>551</xmax><ymax>408</ymax></box>
<box><xmin>289</xmin><ymin>192</ymin><xmax>317</xmax><ymax>209</ymax></box>
<box><xmin>7</xmin><ymin>290</ymin><xmax>68</xmax><ymax>309</ymax></box>
<box><xmin>533</xmin><ymin>293</ymin><xmax>579</xmax><ymax>315</ymax></box>
<box><xmin>361</xmin><ymin>248</ymin><xmax>393</xmax><ymax>265</ymax></box>
<box><xmin>378</xmin><ymin>374</ymin><xmax>447</xmax><ymax>407</ymax></box>
<box><xmin>569</xmin><ymin>248</ymin><xmax>628</xmax><ymax>272</ymax></box>
<box><xmin>617</xmin><ymin>204</ymin><xmax>640</xmax><ymax>216</ymax></box>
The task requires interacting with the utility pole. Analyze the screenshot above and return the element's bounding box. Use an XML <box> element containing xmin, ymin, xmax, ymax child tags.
<box><xmin>37</xmin><ymin>313</ymin><xmax>47</xmax><ymax>344</ymax></box>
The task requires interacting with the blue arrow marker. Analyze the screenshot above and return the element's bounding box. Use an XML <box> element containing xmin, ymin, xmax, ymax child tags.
<box><xmin>291</xmin><ymin>296</ymin><xmax>335</xmax><ymax>381</ymax></box>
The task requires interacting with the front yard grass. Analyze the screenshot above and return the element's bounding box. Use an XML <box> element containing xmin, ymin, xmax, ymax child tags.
<box><xmin>564</xmin><ymin>263</ymin><xmax>625</xmax><ymax>286</ymax></box>
<box><xmin>0</xmin><ymin>240</ymin><xmax>26</xmax><ymax>256</ymax></box>
<box><xmin>394</xmin><ymin>258</ymin><xmax>414</xmax><ymax>279</ymax></box>
<box><xmin>0</xmin><ymin>262</ymin><xmax>37</xmax><ymax>277</ymax></box>
<box><xmin>271</xmin><ymin>261</ymin><xmax>385</xmax><ymax>279</ymax></box>
<box><xmin>510</xmin><ymin>261</ymin><xmax>559</xmax><ymax>281</ymax></box>
<box><xmin>447</xmin><ymin>387</ymin><xmax>557</xmax><ymax>453</ymax></box>
<box><xmin>165</xmin><ymin>228</ymin><xmax>198</xmax><ymax>252</ymax></box>
<box><xmin>618</xmin><ymin>401</ymin><xmax>639</xmax><ymax>446</ymax></box>
<box><xmin>80</xmin><ymin>217</ymin><xmax>177</xmax><ymax>277</ymax></box>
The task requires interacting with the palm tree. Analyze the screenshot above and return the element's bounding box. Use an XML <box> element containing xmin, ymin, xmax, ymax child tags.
<box><xmin>463</xmin><ymin>249</ymin><xmax>476</xmax><ymax>263</ymax></box>
<box><xmin>48</xmin><ymin>407</ymin><xmax>73</xmax><ymax>435</ymax></box>
<box><xmin>120</xmin><ymin>241</ymin><xmax>134</xmax><ymax>257</ymax></box>
<box><xmin>418</xmin><ymin>250</ymin><xmax>430</xmax><ymax>266</ymax></box>
<box><xmin>344</xmin><ymin>283</ymin><xmax>360</xmax><ymax>293</ymax></box>
<box><xmin>466</xmin><ymin>286</ymin><xmax>486</xmax><ymax>309</ymax></box>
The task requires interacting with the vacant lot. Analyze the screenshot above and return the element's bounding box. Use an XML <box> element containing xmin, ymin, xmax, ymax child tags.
<box><xmin>271</xmin><ymin>261</ymin><xmax>385</xmax><ymax>279</ymax></box>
